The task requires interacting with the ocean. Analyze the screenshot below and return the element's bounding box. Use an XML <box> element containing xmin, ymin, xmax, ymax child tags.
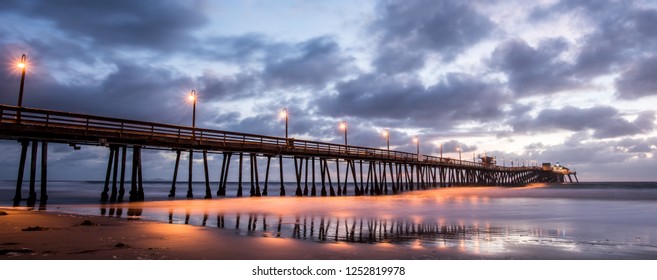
<box><xmin>1</xmin><ymin>181</ymin><xmax>656</xmax><ymax>259</ymax></box>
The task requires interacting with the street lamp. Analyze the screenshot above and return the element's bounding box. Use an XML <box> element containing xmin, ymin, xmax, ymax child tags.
<box><xmin>413</xmin><ymin>136</ymin><xmax>419</xmax><ymax>156</ymax></box>
<box><xmin>339</xmin><ymin>121</ymin><xmax>347</xmax><ymax>145</ymax></box>
<box><xmin>457</xmin><ymin>145</ymin><xmax>462</xmax><ymax>161</ymax></box>
<box><xmin>280</xmin><ymin>108</ymin><xmax>288</xmax><ymax>138</ymax></box>
<box><xmin>382</xmin><ymin>129</ymin><xmax>390</xmax><ymax>151</ymax></box>
<box><xmin>188</xmin><ymin>90</ymin><xmax>197</xmax><ymax>128</ymax></box>
<box><xmin>17</xmin><ymin>54</ymin><xmax>27</xmax><ymax>108</ymax></box>
<box><xmin>186</xmin><ymin>90</ymin><xmax>197</xmax><ymax>199</ymax></box>
<box><xmin>439</xmin><ymin>143</ymin><xmax>443</xmax><ymax>159</ymax></box>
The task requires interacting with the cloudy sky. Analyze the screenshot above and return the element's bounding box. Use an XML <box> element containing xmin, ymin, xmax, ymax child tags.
<box><xmin>1</xmin><ymin>0</ymin><xmax>656</xmax><ymax>182</ymax></box>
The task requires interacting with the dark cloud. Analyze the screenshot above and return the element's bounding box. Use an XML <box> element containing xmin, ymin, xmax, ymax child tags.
<box><xmin>13</xmin><ymin>0</ymin><xmax>208</xmax><ymax>51</ymax></box>
<box><xmin>511</xmin><ymin>106</ymin><xmax>655</xmax><ymax>139</ymax></box>
<box><xmin>372</xmin><ymin>0</ymin><xmax>493</xmax><ymax>59</ymax></box>
<box><xmin>490</xmin><ymin>38</ymin><xmax>579</xmax><ymax>96</ymax></box>
<box><xmin>317</xmin><ymin>73</ymin><xmax>509</xmax><ymax>130</ymax></box>
<box><xmin>532</xmin><ymin>1</ymin><xmax>657</xmax><ymax>79</ymax></box>
<box><xmin>198</xmin><ymin>71</ymin><xmax>262</xmax><ymax>102</ymax></box>
<box><xmin>372</xmin><ymin>46</ymin><xmax>426</xmax><ymax>75</ymax></box>
<box><xmin>615</xmin><ymin>56</ymin><xmax>657</xmax><ymax>100</ymax></box>
<box><xmin>369</xmin><ymin>0</ymin><xmax>494</xmax><ymax>74</ymax></box>
<box><xmin>263</xmin><ymin>36</ymin><xmax>355</xmax><ymax>89</ymax></box>
<box><xmin>199</xmin><ymin>33</ymin><xmax>278</xmax><ymax>63</ymax></box>
<box><xmin>0</xmin><ymin>52</ymin><xmax>195</xmax><ymax>125</ymax></box>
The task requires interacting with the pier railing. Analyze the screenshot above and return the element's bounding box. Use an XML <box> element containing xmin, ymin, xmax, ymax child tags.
<box><xmin>0</xmin><ymin>104</ymin><xmax>537</xmax><ymax>171</ymax></box>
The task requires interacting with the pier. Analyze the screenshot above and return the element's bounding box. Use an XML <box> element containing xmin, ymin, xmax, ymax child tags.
<box><xmin>0</xmin><ymin>104</ymin><xmax>577</xmax><ymax>206</ymax></box>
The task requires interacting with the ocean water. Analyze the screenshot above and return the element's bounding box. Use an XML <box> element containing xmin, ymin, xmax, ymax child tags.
<box><xmin>1</xmin><ymin>180</ymin><xmax>656</xmax><ymax>259</ymax></box>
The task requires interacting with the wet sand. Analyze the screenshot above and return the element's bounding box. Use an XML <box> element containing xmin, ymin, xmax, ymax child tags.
<box><xmin>0</xmin><ymin>208</ymin><xmax>476</xmax><ymax>260</ymax></box>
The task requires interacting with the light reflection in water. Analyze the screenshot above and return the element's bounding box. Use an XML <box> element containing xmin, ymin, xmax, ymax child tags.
<box><xmin>97</xmin><ymin>204</ymin><xmax>581</xmax><ymax>255</ymax></box>
<box><xmin>50</xmin><ymin>186</ymin><xmax>657</xmax><ymax>257</ymax></box>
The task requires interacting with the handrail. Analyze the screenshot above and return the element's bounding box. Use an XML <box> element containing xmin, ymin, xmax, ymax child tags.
<box><xmin>0</xmin><ymin>104</ymin><xmax>543</xmax><ymax>172</ymax></box>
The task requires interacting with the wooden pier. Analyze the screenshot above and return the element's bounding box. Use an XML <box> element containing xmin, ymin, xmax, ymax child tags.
<box><xmin>0</xmin><ymin>104</ymin><xmax>577</xmax><ymax>206</ymax></box>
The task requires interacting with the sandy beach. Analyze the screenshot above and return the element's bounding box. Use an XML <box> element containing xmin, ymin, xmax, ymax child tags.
<box><xmin>0</xmin><ymin>207</ymin><xmax>474</xmax><ymax>260</ymax></box>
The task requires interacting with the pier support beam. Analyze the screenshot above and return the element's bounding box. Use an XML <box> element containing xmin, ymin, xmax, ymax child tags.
<box><xmin>279</xmin><ymin>155</ymin><xmax>285</xmax><ymax>196</ymax></box>
<box><xmin>27</xmin><ymin>140</ymin><xmax>37</xmax><ymax>206</ymax></box>
<box><xmin>39</xmin><ymin>140</ymin><xmax>48</xmax><ymax>204</ymax></box>
<box><xmin>101</xmin><ymin>146</ymin><xmax>114</xmax><ymax>202</ymax></box>
<box><xmin>187</xmin><ymin>150</ymin><xmax>194</xmax><ymax>199</ymax></box>
<box><xmin>169</xmin><ymin>150</ymin><xmax>181</xmax><ymax>198</ymax></box>
<box><xmin>217</xmin><ymin>152</ymin><xmax>232</xmax><ymax>196</ymax></box>
<box><xmin>109</xmin><ymin>146</ymin><xmax>119</xmax><ymax>202</ymax></box>
<box><xmin>129</xmin><ymin>146</ymin><xmax>143</xmax><ymax>202</ymax></box>
<box><xmin>13</xmin><ymin>140</ymin><xmax>29</xmax><ymax>206</ymax></box>
<box><xmin>203</xmin><ymin>151</ymin><xmax>211</xmax><ymax>199</ymax></box>
<box><xmin>237</xmin><ymin>153</ymin><xmax>243</xmax><ymax>197</ymax></box>
<box><xmin>294</xmin><ymin>157</ymin><xmax>303</xmax><ymax>196</ymax></box>
<box><xmin>118</xmin><ymin>146</ymin><xmax>127</xmax><ymax>202</ymax></box>
<box><xmin>263</xmin><ymin>155</ymin><xmax>271</xmax><ymax>196</ymax></box>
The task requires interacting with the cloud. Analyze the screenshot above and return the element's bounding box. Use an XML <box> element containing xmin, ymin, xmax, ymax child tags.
<box><xmin>316</xmin><ymin>72</ymin><xmax>509</xmax><ymax>130</ymax></box>
<box><xmin>441</xmin><ymin>140</ymin><xmax>476</xmax><ymax>153</ymax></box>
<box><xmin>490</xmin><ymin>38</ymin><xmax>579</xmax><ymax>96</ymax></box>
<box><xmin>511</xmin><ymin>106</ymin><xmax>655</xmax><ymax>139</ymax></box>
<box><xmin>262</xmin><ymin>36</ymin><xmax>356</xmax><ymax>89</ymax></box>
<box><xmin>369</xmin><ymin>0</ymin><xmax>494</xmax><ymax>73</ymax></box>
<box><xmin>14</xmin><ymin>0</ymin><xmax>208</xmax><ymax>51</ymax></box>
<box><xmin>615</xmin><ymin>56</ymin><xmax>657</xmax><ymax>100</ymax></box>
<box><xmin>532</xmin><ymin>1</ymin><xmax>657</xmax><ymax>79</ymax></box>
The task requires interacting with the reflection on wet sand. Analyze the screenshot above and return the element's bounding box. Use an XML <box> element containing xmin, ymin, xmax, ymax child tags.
<box><xmin>99</xmin><ymin>204</ymin><xmax>505</xmax><ymax>246</ymax></box>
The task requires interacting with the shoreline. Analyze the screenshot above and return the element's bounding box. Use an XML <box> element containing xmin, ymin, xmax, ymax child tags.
<box><xmin>0</xmin><ymin>207</ymin><xmax>476</xmax><ymax>260</ymax></box>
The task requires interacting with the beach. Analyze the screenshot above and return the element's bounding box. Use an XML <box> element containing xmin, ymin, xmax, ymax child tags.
<box><xmin>2</xmin><ymin>182</ymin><xmax>657</xmax><ymax>260</ymax></box>
<box><xmin>0</xmin><ymin>207</ymin><xmax>473</xmax><ymax>260</ymax></box>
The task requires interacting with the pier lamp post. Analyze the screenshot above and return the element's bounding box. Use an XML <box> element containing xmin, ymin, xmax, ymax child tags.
<box><xmin>382</xmin><ymin>129</ymin><xmax>390</xmax><ymax>151</ymax></box>
<box><xmin>457</xmin><ymin>145</ymin><xmax>462</xmax><ymax>162</ymax></box>
<box><xmin>186</xmin><ymin>90</ymin><xmax>197</xmax><ymax>199</ymax></box>
<box><xmin>17</xmin><ymin>54</ymin><xmax>27</xmax><ymax>108</ymax></box>
<box><xmin>413</xmin><ymin>136</ymin><xmax>419</xmax><ymax>157</ymax></box>
<box><xmin>339</xmin><ymin>121</ymin><xmax>347</xmax><ymax>145</ymax></box>
<box><xmin>439</xmin><ymin>143</ymin><xmax>443</xmax><ymax>160</ymax></box>
<box><xmin>188</xmin><ymin>90</ymin><xmax>197</xmax><ymax>129</ymax></box>
<box><xmin>280</xmin><ymin>108</ymin><xmax>288</xmax><ymax>139</ymax></box>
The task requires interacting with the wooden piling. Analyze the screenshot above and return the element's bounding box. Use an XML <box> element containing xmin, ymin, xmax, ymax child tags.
<box><xmin>303</xmin><ymin>157</ymin><xmax>309</xmax><ymax>196</ymax></box>
<box><xmin>101</xmin><ymin>145</ymin><xmax>114</xmax><ymax>202</ymax></box>
<box><xmin>250</xmin><ymin>154</ymin><xmax>255</xmax><ymax>197</ymax></box>
<box><xmin>253</xmin><ymin>154</ymin><xmax>261</xmax><ymax>196</ymax></box>
<box><xmin>320</xmin><ymin>158</ymin><xmax>327</xmax><ymax>196</ymax></box>
<box><xmin>336</xmin><ymin>159</ymin><xmax>341</xmax><ymax>196</ymax></box>
<box><xmin>187</xmin><ymin>149</ymin><xmax>194</xmax><ymax>198</ymax></box>
<box><xmin>169</xmin><ymin>150</ymin><xmax>181</xmax><ymax>198</ymax></box>
<box><xmin>137</xmin><ymin>147</ymin><xmax>144</xmax><ymax>201</ymax></box>
<box><xmin>39</xmin><ymin>140</ymin><xmax>48</xmax><ymax>203</ymax></box>
<box><xmin>129</xmin><ymin>146</ymin><xmax>138</xmax><ymax>202</ymax></box>
<box><xmin>28</xmin><ymin>140</ymin><xmax>37</xmax><ymax>205</ymax></box>
<box><xmin>279</xmin><ymin>154</ymin><xmax>285</xmax><ymax>196</ymax></box>
<box><xmin>237</xmin><ymin>153</ymin><xmax>243</xmax><ymax>197</ymax></box>
<box><xmin>263</xmin><ymin>155</ymin><xmax>271</xmax><ymax>196</ymax></box>
<box><xmin>13</xmin><ymin>140</ymin><xmax>29</xmax><ymax>205</ymax></box>
<box><xmin>110</xmin><ymin>146</ymin><xmax>119</xmax><ymax>202</ymax></box>
<box><xmin>118</xmin><ymin>146</ymin><xmax>126</xmax><ymax>202</ymax></box>
<box><xmin>311</xmin><ymin>157</ymin><xmax>317</xmax><ymax>196</ymax></box>
<box><xmin>203</xmin><ymin>151</ymin><xmax>211</xmax><ymax>199</ymax></box>
<box><xmin>294</xmin><ymin>157</ymin><xmax>303</xmax><ymax>196</ymax></box>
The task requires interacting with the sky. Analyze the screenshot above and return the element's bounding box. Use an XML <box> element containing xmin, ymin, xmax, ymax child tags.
<box><xmin>1</xmin><ymin>0</ymin><xmax>657</xmax><ymax>182</ymax></box>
